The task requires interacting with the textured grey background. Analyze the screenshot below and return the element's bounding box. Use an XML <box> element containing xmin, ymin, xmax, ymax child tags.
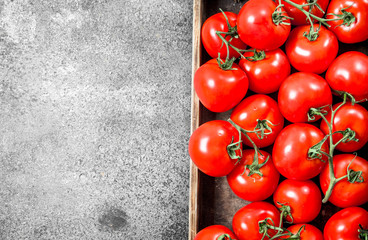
<box><xmin>0</xmin><ymin>0</ymin><xmax>192</xmax><ymax>239</ymax></box>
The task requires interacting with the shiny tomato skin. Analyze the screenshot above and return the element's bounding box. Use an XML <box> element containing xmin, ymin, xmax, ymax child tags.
<box><xmin>280</xmin><ymin>224</ymin><xmax>323</xmax><ymax>239</ymax></box>
<box><xmin>272</xmin><ymin>123</ymin><xmax>328</xmax><ymax>180</ymax></box>
<box><xmin>230</xmin><ymin>94</ymin><xmax>284</xmax><ymax>148</ymax></box>
<box><xmin>188</xmin><ymin>120</ymin><xmax>241</xmax><ymax>177</ymax></box>
<box><xmin>325</xmin><ymin>51</ymin><xmax>368</xmax><ymax>101</ymax></box>
<box><xmin>278</xmin><ymin>72</ymin><xmax>332</xmax><ymax>123</ymax></box>
<box><xmin>285</xmin><ymin>24</ymin><xmax>339</xmax><ymax>74</ymax></box>
<box><xmin>237</xmin><ymin>0</ymin><xmax>291</xmax><ymax>50</ymax></box>
<box><xmin>320</xmin><ymin>154</ymin><xmax>368</xmax><ymax>208</ymax></box>
<box><xmin>238</xmin><ymin>48</ymin><xmax>291</xmax><ymax>94</ymax></box>
<box><xmin>194</xmin><ymin>225</ymin><xmax>237</xmax><ymax>240</ymax></box>
<box><xmin>201</xmin><ymin>12</ymin><xmax>247</xmax><ymax>59</ymax></box>
<box><xmin>232</xmin><ymin>202</ymin><xmax>281</xmax><ymax>240</ymax></box>
<box><xmin>282</xmin><ymin>0</ymin><xmax>329</xmax><ymax>25</ymax></box>
<box><xmin>227</xmin><ymin>150</ymin><xmax>280</xmax><ymax>202</ymax></box>
<box><xmin>324</xmin><ymin>207</ymin><xmax>368</xmax><ymax>240</ymax></box>
<box><xmin>320</xmin><ymin>102</ymin><xmax>368</xmax><ymax>152</ymax></box>
<box><xmin>194</xmin><ymin>59</ymin><xmax>249</xmax><ymax>112</ymax></box>
<box><xmin>273</xmin><ymin>179</ymin><xmax>322</xmax><ymax>224</ymax></box>
<box><xmin>326</xmin><ymin>0</ymin><xmax>368</xmax><ymax>43</ymax></box>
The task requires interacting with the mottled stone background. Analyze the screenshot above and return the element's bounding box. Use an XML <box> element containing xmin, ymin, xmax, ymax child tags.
<box><xmin>0</xmin><ymin>0</ymin><xmax>192</xmax><ymax>239</ymax></box>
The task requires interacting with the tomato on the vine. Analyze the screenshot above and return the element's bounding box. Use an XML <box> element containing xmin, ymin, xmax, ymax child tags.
<box><xmin>230</xmin><ymin>94</ymin><xmax>284</xmax><ymax>148</ymax></box>
<box><xmin>238</xmin><ymin>48</ymin><xmax>290</xmax><ymax>94</ymax></box>
<box><xmin>326</xmin><ymin>0</ymin><xmax>368</xmax><ymax>43</ymax></box>
<box><xmin>278</xmin><ymin>72</ymin><xmax>332</xmax><ymax>123</ymax></box>
<box><xmin>188</xmin><ymin>120</ymin><xmax>241</xmax><ymax>177</ymax></box>
<box><xmin>282</xmin><ymin>0</ymin><xmax>329</xmax><ymax>25</ymax></box>
<box><xmin>272</xmin><ymin>123</ymin><xmax>328</xmax><ymax>180</ymax></box>
<box><xmin>324</xmin><ymin>207</ymin><xmax>368</xmax><ymax>240</ymax></box>
<box><xmin>285</xmin><ymin>24</ymin><xmax>338</xmax><ymax>74</ymax></box>
<box><xmin>320</xmin><ymin>154</ymin><xmax>368</xmax><ymax>208</ymax></box>
<box><xmin>237</xmin><ymin>0</ymin><xmax>291</xmax><ymax>50</ymax></box>
<box><xmin>201</xmin><ymin>12</ymin><xmax>247</xmax><ymax>59</ymax></box>
<box><xmin>280</xmin><ymin>224</ymin><xmax>323</xmax><ymax>240</ymax></box>
<box><xmin>227</xmin><ymin>150</ymin><xmax>280</xmax><ymax>202</ymax></box>
<box><xmin>194</xmin><ymin>59</ymin><xmax>249</xmax><ymax>112</ymax></box>
<box><xmin>325</xmin><ymin>51</ymin><xmax>368</xmax><ymax>101</ymax></box>
<box><xmin>194</xmin><ymin>225</ymin><xmax>237</xmax><ymax>240</ymax></box>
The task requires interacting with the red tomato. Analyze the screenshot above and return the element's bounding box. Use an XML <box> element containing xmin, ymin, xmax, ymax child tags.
<box><xmin>232</xmin><ymin>202</ymin><xmax>281</xmax><ymax>240</ymax></box>
<box><xmin>320</xmin><ymin>102</ymin><xmax>368</xmax><ymax>152</ymax></box>
<box><xmin>273</xmin><ymin>179</ymin><xmax>322</xmax><ymax>224</ymax></box>
<box><xmin>188</xmin><ymin>120</ymin><xmax>241</xmax><ymax>177</ymax></box>
<box><xmin>237</xmin><ymin>0</ymin><xmax>291</xmax><ymax>50</ymax></box>
<box><xmin>282</xmin><ymin>0</ymin><xmax>329</xmax><ymax>25</ymax></box>
<box><xmin>238</xmin><ymin>48</ymin><xmax>290</xmax><ymax>94</ymax></box>
<box><xmin>280</xmin><ymin>224</ymin><xmax>323</xmax><ymax>240</ymax></box>
<box><xmin>285</xmin><ymin>24</ymin><xmax>339</xmax><ymax>74</ymax></box>
<box><xmin>324</xmin><ymin>207</ymin><xmax>368</xmax><ymax>240</ymax></box>
<box><xmin>326</xmin><ymin>0</ymin><xmax>368</xmax><ymax>43</ymax></box>
<box><xmin>201</xmin><ymin>12</ymin><xmax>247</xmax><ymax>59</ymax></box>
<box><xmin>325</xmin><ymin>51</ymin><xmax>368</xmax><ymax>101</ymax></box>
<box><xmin>320</xmin><ymin>154</ymin><xmax>368</xmax><ymax>208</ymax></box>
<box><xmin>227</xmin><ymin>150</ymin><xmax>280</xmax><ymax>202</ymax></box>
<box><xmin>272</xmin><ymin>123</ymin><xmax>328</xmax><ymax>180</ymax></box>
<box><xmin>194</xmin><ymin>59</ymin><xmax>249</xmax><ymax>113</ymax></box>
<box><xmin>278</xmin><ymin>72</ymin><xmax>332</xmax><ymax>123</ymax></box>
<box><xmin>230</xmin><ymin>94</ymin><xmax>284</xmax><ymax>148</ymax></box>
<box><xmin>194</xmin><ymin>225</ymin><xmax>237</xmax><ymax>240</ymax></box>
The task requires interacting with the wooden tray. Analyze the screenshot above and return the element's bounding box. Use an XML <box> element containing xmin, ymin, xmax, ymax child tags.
<box><xmin>189</xmin><ymin>0</ymin><xmax>368</xmax><ymax>239</ymax></box>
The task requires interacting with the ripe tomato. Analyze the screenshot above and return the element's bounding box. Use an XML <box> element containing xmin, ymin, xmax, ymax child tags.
<box><xmin>326</xmin><ymin>0</ymin><xmax>368</xmax><ymax>43</ymax></box>
<box><xmin>325</xmin><ymin>51</ymin><xmax>368</xmax><ymax>101</ymax></box>
<box><xmin>237</xmin><ymin>0</ymin><xmax>291</xmax><ymax>50</ymax></box>
<box><xmin>232</xmin><ymin>201</ymin><xmax>281</xmax><ymax>240</ymax></box>
<box><xmin>188</xmin><ymin>120</ymin><xmax>241</xmax><ymax>177</ymax></box>
<box><xmin>273</xmin><ymin>179</ymin><xmax>322</xmax><ymax>224</ymax></box>
<box><xmin>238</xmin><ymin>48</ymin><xmax>290</xmax><ymax>94</ymax></box>
<box><xmin>285</xmin><ymin>24</ymin><xmax>338</xmax><ymax>74</ymax></box>
<box><xmin>320</xmin><ymin>102</ymin><xmax>368</xmax><ymax>152</ymax></box>
<box><xmin>278</xmin><ymin>72</ymin><xmax>332</xmax><ymax>123</ymax></box>
<box><xmin>194</xmin><ymin>225</ymin><xmax>237</xmax><ymax>240</ymax></box>
<box><xmin>272</xmin><ymin>123</ymin><xmax>328</xmax><ymax>180</ymax></box>
<box><xmin>324</xmin><ymin>207</ymin><xmax>368</xmax><ymax>240</ymax></box>
<box><xmin>230</xmin><ymin>94</ymin><xmax>284</xmax><ymax>148</ymax></box>
<box><xmin>227</xmin><ymin>150</ymin><xmax>280</xmax><ymax>202</ymax></box>
<box><xmin>201</xmin><ymin>12</ymin><xmax>247</xmax><ymax>59</ymax></box>
<box><xmin>194</xmin><ymin>59</ymin><xmax>249</xmax><ymax>113</ymax></box>
<box><xmin>320</xmin><ymin>154</ymin><xmax>368</xmax><ymax>208</ymax></box>
<box><xmin>282</xmin><ymin>0</ymin><xmax>329</xmax><ymax>25</ymax></box>
<box><xmin>280</xmin><ymin>224</ymin><xmax>323</xmax><ymax>240</ymax></box>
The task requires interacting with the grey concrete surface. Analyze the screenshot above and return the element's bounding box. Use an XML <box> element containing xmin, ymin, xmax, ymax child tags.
<box><xmin>0</xmin><ymin>0</ymin><xmax>192</xmax><ymax>239</ymax></box>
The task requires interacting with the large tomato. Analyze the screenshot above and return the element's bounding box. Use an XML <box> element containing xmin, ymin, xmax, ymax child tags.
<box><xmin>238</xmin><ymin>48</ymin><xmax>290</xmax><ymax>94</ymax></box>
<box><xmin>237</xmin><ymin>0</ymin><xmax>291</xmax><ymax>50</ymax></box>
<box><xmin>325</xmin><ymin>51</ymin><xmax>368</xmax><ymax>101</ymax></box>
<box><xmin>280</xmin><ymin>224</ymin><xmax>323</xmax><ymax>240</ymax></box>
<box><xmin>326</xmin><ymin>0</ymin><xmax>368</xmax><ymax>43</ymax></box>
<box><xmin>320</xmin><ymin>154</ymin><xmax>368</xmax><ymax>208</ymax></box>
<box><xmin>273</xmin><ymin>179</ymin><xmax>322</xmax><ymax>224</ymax></box>
<box><xmin>324</xmin><ymin>207</ymin><xmax>368</xmax><ymax>240</ymax></box>
<box><xmin>230</xmin><ymin>94</ymin><xmax>284</xmax><ymax>148</ymax></box>
<box><xmin>227</xmin><ymin>150</ymin><xmax>280</xmax><ymax>202</ymax></box>
<box><xmin>272</xmin><ymin>123</ymin><xmax>328</xmax><ymax>180</ymax></box>
<box><xmin>194</xmin><ymin>225</ymin><xmax>237</xmax><ymax>240</ymax></box>
<box><xmin>278</xmin><ymin>72</ymin><xmax>332</xmax><ymax>123</ymax></box>
<box><xmin>285</xmin><ymin>24</ymin><xmax>339</xmax><ymax>74</ymax></box>
<box><xmin>232</xmin><ymin>202</ymin><xmax>281</xmax><ymax>240</ymax></box>
<box><xmin>282</xmin><ymin>0</ymin><xmax>329</xmax><ymax>25</ymax></box>
<box><xmin>320</xmin><ymin>102</ymin><xmax>368</xmax><ymax>152</ymax></box>
<box><xmin>194</xmin><ymin>59</ymin><xmax>249</xmax><ymax>112</ymax></box>
<box><xmin>188</xmin><ymin>120</ymin><xmax>241</xmax><ymax>177</ymax></box>
<box><xmin>201</xmin><ymin>12</ymin><xmax>247</xmax><ymax>59</ymax></box>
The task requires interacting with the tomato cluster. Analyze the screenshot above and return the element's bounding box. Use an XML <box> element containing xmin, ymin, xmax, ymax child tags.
<box><xmin>190</xmin><ymin>0</ymin><xmax>368</xmax><ymax>239</ymax></box>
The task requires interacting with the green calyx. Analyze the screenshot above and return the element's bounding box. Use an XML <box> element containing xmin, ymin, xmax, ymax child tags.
<box><xmin>359</xmin><ymin>224</ymin><xmax>368</xmax><ymax>240</ymax></box>
<box><xmin>346</xmin><ymin>155</ymin><xmax>364</xmax><ymax>184</ymax></box>
<box><xmin>245</xmin><ymin>49</ymin><xmax>266</xmax><ymax>62</ymax></box>
<box><xmin>303</xmin><ymin>24</ymin><xmax>321</xmax><ymax>41</ymax></box>
<box><xmin>217</xmin><ymin>234</ymin><xmax>235</xmax><ymax>240</ymax></box>
<box><xmin>327</xmin><ymin>4</ymin><xmax>356</xmax><ymax>28</ymax></box>
<box><xmin>217</xmin><ymin>57</ymin><xmax>238</xmax><ymax>71</ymax></box>
<box><xmin>226</xmin><ymin>126</ymin><xmax>243</xmax><ymax>164</ymax></box>
<box><xmin>272</xmin><ymin>5</ymin><xmax>293</xmax><ymax>25</ymax></box>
